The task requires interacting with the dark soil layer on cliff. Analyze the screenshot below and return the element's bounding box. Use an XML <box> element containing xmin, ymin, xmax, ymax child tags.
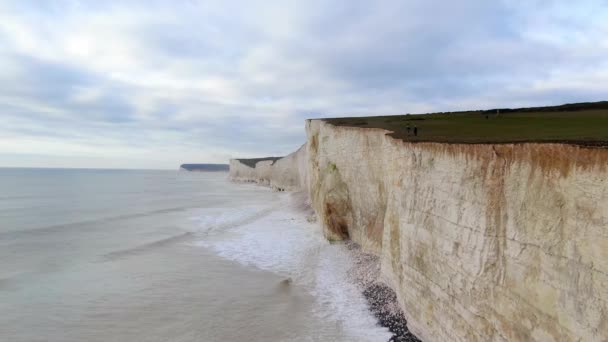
<box><xmin>346</xmin><ymin>243</ymin><xmax>421</xmax><ymax>342</ymax></box>
<box><xmin>236</xmin><ymin>157</ymin><xmax>282</xmax><ymax>168</ymax></box>
<box><xmin>323</xmin><ymin>101</ymin><xmax>608</xmax><ymax>146</ymax></box>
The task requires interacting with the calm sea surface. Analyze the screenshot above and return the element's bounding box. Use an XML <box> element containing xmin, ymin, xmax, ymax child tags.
<box><xmin>0</xmin><ymin>168</ymin><xmax>390</xmax><ymax>342</ymax></box>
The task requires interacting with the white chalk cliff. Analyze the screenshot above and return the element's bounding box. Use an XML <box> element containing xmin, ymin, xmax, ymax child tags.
<box><xmin>230</xmin><ymin>119</ymin><xmax>608</xmax><ymax>341</ymax></box>
<box><xmin>229</xmin><ymin>144</ymin><xmax>307</xmax><ymax>191</ymax></box>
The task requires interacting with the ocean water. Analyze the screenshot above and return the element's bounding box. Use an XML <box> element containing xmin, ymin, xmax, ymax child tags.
<box><xmin>0</xmin><ymin>168</ymin><xmax>391</xmax><ymax>342</ymax></box>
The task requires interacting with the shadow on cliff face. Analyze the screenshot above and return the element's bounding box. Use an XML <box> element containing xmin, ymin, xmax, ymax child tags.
<box><xmin>315</xmin><ymin>162</ymin><xmax>353</xmax><ymax>241</ymax></box>
<box><xmin>325</xmin><ymin>202</ymin><xmax>350</xmax><ymax>240</ymax></box>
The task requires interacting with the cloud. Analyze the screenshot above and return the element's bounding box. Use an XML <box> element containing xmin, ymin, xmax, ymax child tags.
<box><xmin>0</xmin><ymin>0</ymin><xmax>607</xmax><ymax>168</ymax></box>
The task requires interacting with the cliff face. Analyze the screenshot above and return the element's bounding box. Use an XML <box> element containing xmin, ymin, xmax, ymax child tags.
<box><xmin>229</xmin><ymin>120</ymin><xmax>608</xmax><ymax>341</ymax></box>
<box><xmin>306</xmin><ymin>120</ymin><xmax>608</xmax><ymax>342</ymax></box>
<box><xmin>229</xmin><ymin>144</ymin><xmax>307</xmax><ymax>191</ymax></box>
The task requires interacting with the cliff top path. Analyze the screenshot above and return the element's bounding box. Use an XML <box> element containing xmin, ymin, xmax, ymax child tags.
<box><xmin>323</xmin><ymin>101</ymin><xmax>608</xmax><ymax>146</ymax></box>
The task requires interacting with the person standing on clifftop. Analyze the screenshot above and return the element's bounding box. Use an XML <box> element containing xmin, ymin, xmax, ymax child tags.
<box><xmin>414</xmin><ymin>126</ymin><xmax>418</xmax><ymax>136</ymax></box>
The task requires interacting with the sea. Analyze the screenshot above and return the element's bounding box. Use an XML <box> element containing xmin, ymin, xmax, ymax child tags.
<box><xmin>0</xmin><ymin>168</ymin><xmax>392</xmax><ymax>342</ymax></box>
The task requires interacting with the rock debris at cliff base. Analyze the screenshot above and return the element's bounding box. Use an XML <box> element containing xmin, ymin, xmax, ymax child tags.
<box><xmin>346</xmin><ymin>242</ymin><xmax>421</xmax><ymax>342</ymax></box>
<box><xmin>363</xmin><ymin>284</ymin><xmax>420</xmax><ymax>342</ymax></box>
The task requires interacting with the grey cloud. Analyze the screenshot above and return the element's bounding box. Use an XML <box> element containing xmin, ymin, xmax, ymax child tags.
<box><xmin>0</xmin><ymin>0</ymin><xmax>606</xmax><ymax>168</ymax></box>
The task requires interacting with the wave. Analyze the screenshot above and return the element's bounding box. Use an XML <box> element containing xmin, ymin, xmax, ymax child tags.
<box><xmin>0</xmin><ymin>275</ymin><xmax>16</xmax><ymax>290</ymax></box>
<box><xmin>189</xmin><ymin>204</ymin><xmax>279</xmax><ymax>235</ymax></box>
<box><xmin>99</xmin><ymin>203</ymin><xmax>280</xmax><ymax>263</ymax></box>
<box><xmin>100</xmin><ymin>232</ymin><xmax>194</xmax><ymax>261</ymax></box>
<box><xmin>0</xmin><ymin>206</ymin><xmax>199</xmax><ymax>238</ymax></box>
<box><xmin>195</xmin><ymin>193</ymin><xmax>392</xmax><ymax>342</ymax></box>
<box><xmin>0</xmin><ymin>195</ymin><xmax>44</xmax><ymax>201</ymax></box>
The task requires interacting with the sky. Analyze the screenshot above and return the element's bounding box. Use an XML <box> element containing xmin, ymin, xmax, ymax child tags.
<box><xmin>1</xmin><ymin>1</ymin><xmax>607</xmax><ymax>169</ymax></box>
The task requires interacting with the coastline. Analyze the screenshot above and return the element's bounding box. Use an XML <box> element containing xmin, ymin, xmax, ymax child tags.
<box><xmin>229</xmin><ymin>117</ymin><xmax>608</xmax><ymax>341</ymax></box>
<box><xmin>197</xmin><ymin>189</ymin><xmax>395</xmax><ymax>341</ymax></box>
<box><xmin>226</xmin><ymin>178</ymin><xmax>421</xmax><ymax>341</ymax></box>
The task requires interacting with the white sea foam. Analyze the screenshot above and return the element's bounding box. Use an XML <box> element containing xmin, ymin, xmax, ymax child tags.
<box><xmin>188</xmin><ymin>204</ymin><xmax>277</xmax><ymax>235</ymax></box>
<box><xmin>194</xmin><ymin>193</ymin><xmax>391</xmax><ymax>342</ymax></box>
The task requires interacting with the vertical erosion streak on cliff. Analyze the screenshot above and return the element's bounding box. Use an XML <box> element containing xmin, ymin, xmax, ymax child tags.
<box><xmin>483</xmin><ymin>146</ymin><xmax>508</xmax><ymax>286</ymax></box>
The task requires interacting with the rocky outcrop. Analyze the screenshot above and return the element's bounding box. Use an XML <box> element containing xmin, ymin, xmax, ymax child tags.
<box><xmin>229</xmin><ymin>119</ymin><xmax>608</xmax><ymax>341</ymax></box>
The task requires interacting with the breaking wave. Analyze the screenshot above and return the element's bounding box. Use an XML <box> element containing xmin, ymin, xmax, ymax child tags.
<box><xmin>193</xmin><ymin>193</ymin><xmax>392</xmax><ymax>342</ymax></box>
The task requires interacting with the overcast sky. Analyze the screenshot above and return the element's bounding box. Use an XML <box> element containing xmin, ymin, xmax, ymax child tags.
<box><xmin>1</xmin><ymin>1</ymin><xmax>607</xmax><ymax>169</ymax></box>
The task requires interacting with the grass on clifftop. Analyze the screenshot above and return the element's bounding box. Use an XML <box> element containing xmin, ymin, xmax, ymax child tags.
<box><xmin>323</xmin><ymin>101</ymin><xmax>608</xmax><ymax>146</ymax></box>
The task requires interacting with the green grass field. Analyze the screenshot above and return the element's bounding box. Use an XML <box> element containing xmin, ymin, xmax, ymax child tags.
<box><xmin>324</xmin><ymin>101</ymin><xmax>608</xmax><ymax>146</ymax></box>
